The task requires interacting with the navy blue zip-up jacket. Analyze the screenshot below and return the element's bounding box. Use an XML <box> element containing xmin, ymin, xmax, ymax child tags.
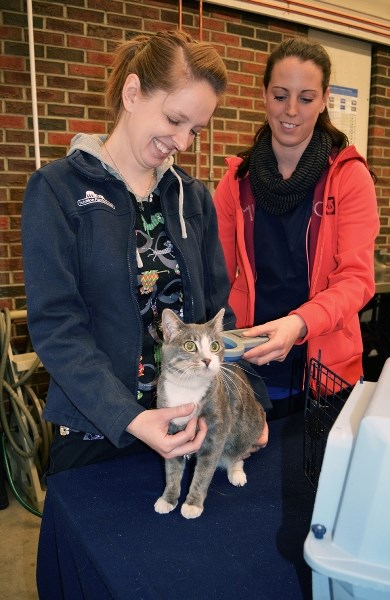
<box><xmin>22</xmin><ymin>150</ymin><xmax>235</xmax><ymax>448</ymax></box>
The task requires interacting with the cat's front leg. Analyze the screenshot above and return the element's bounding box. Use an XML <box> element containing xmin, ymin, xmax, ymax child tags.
<box><xmin>181</xmin><ymin>451</ymin><xmax>221</xmax><ymax>519</ymax></box>
<box><xmin>154</xmin><ymin>456</ymin><xmax>185</xmax><ymax>515</ymax></box>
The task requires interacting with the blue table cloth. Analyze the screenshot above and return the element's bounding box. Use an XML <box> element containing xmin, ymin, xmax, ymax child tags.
<box><xmin>37</xmin><ymin>413</ymin><xmax>315</xmax><ymax>599</ymax></box>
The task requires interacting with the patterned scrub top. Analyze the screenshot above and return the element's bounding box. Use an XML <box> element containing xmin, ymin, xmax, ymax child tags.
<box><xmin>133</xmin><ymin>187</ymin><xmax>183</xmax><ymax>409</ymax></box>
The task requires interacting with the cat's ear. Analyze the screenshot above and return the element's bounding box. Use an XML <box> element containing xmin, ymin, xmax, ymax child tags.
<box><xmin>161</xmin><ymin>309</ymin><xmax>182</xmax><ymax>342</ymax></box>
<box><xmin>211</xmin><ymin>308</ymin><xmax>225</xmax><ymax>332</ymax></box>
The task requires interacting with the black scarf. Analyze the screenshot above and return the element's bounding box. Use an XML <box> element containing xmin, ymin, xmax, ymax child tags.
<box><xmin>249</xmin><ymin>127</ymin><xmax>333</xmax><ymax>215</ymax></box>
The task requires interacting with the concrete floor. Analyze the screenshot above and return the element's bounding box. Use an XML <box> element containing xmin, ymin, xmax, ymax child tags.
<box><xmin>0</xmin><ymin>485</ymin><xmax>40</xmax><ymax>600</ymax></box>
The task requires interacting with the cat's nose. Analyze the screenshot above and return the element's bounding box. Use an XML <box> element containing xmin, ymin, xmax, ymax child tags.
<box><xmin>202</xmin><ymin>358</ymin><xmax>211</xmax><ymax>367</ymax></box>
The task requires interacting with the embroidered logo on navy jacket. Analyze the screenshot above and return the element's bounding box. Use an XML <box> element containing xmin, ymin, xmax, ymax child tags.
<box><xmin>77</xmin><ymin>190</ymin><xmax>115</xmax><ymax>209</ymax></box>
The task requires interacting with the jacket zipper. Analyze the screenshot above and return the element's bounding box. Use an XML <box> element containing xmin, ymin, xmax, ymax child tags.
<box><xmin>125</xmin><ymin>187</ymin><xmax>145</xmax><ymax>396</ymax></box>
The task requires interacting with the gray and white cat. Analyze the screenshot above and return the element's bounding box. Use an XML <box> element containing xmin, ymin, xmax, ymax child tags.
<box><xmin>154</xmin><ymin>308</ymin><xmax>266</xmax><ymax>519</ymax></box>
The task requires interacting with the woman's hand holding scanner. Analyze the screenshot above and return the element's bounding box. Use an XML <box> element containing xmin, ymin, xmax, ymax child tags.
<box><xmin>241</xmin><ymin>315</ymin><xmax>308</xmax><ymax>366</ymax></box>
<box><xmin>126</xmin><ymin>404</ymin><xmax>208</xmax><ymax>459</ymax></box>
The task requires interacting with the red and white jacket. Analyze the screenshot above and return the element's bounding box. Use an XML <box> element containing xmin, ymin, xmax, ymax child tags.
<box><xmin>214</xmin><ymin>146</ymin><xmax>380</xmax><ymax>385</ymax></box>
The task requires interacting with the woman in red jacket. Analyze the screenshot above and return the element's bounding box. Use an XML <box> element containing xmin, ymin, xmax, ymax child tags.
<box><xmin>214</xmin><ymin>37</ymin><xmax>379</xmax><ymax>420</ymax></box>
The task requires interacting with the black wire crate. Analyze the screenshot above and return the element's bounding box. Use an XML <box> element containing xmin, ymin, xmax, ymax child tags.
<box><xmin>303</xmin><ymin>358</ymin><xmax>353</xmax><ymax>490</ymax></box>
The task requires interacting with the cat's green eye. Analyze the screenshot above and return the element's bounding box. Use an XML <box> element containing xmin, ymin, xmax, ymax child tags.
<box><xmin>184</xmin><ymin>340</ymin><xmax>197</xmax><ymax>352</ymax></box>
<box><xmin>210</xmin><ymin>341</ymin><xmax>220</xmax><ymax>353</ymax></box>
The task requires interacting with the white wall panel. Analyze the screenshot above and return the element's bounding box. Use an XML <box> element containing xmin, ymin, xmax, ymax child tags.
<box><xmin>208</xmin><ymin>1</ymin><xmax>390</xmax><ymax>45</ymax></box>
<box><xmin>309</xmin><ymin>30</ymin><xmax>371</xmax><ymax>157</ymax></box>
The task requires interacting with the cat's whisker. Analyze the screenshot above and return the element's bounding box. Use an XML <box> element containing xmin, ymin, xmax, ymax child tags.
<box><xmin>220</xmin><ymin>364</ymin><xmax>251</xmax><ymax>392</ymax></box>
<box><xmin>221</xmin><ymin>362</ymin><xmax>268</xmax><ymax>402</ymax></box>
<box><xmin>224</xmin><ymin>361</ymin><xmax>263</xmax><ymax>380</ymax></box>
<box><xmin>218</xmin><ymin>368</ymin><xmax>246</xmax><ymax>404</ymax></box>
<box><xmin>220</xmin><ymin>363</ymin><xmax>266</xmax><ymax>405</ymax></box>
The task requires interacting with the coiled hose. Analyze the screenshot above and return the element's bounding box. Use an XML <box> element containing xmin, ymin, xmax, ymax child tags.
<box><xmin>0</xmin><ymin>307</ymin><xmax>52</xmax><ymax>516</ymax></box>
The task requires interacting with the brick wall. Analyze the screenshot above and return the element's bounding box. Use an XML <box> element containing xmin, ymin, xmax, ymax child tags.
<box><xmin>1</xmin><ymin>0</ymin><xmax>389</xmax><ymax>311</ymax></box>
<box><xmin>368</xmin><ymin>44</ymin><xmax>390</xmax><ymax>248</ymax></box>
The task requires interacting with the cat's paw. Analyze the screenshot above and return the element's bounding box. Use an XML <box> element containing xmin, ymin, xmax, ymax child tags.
<box><xmin>229</xmin><ymin>470</ymin><xmax>247</xmax><ymax>486</ymax></box>
<box><xmin>181</xmin><ymin>503</ymin><xmax>203</xmax><ymax>519</ymax></box>
<box><xmin>228</xmin><ymin>461</ymin><xmax>247</xmax><ymax>487</ymax></box>
<box><xmin>154</xmin><ymin>497</ymin><xmax>177</xmax><ymax>514</ymax></box>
